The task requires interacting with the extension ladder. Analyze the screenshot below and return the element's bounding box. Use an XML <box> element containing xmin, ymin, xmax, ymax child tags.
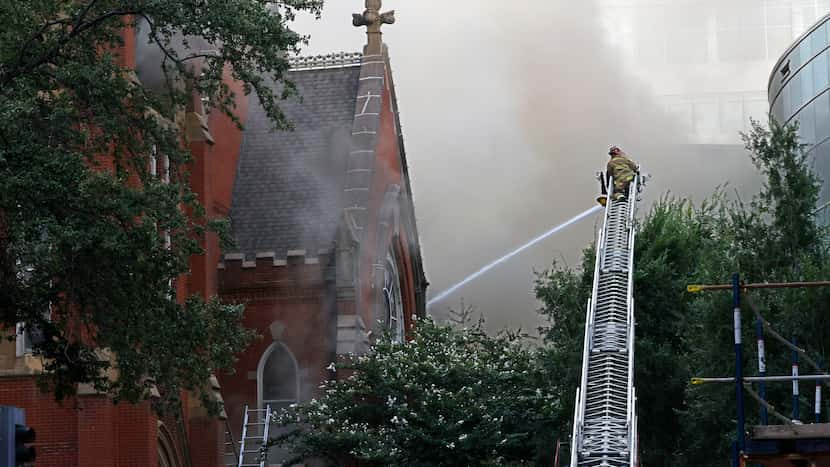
<box><xmin>237</xmin><ymin>404</ymin><xmax>272</xmax><ymax>467</ymax></box>
<box><xmin>571</xmin><ymin>175</ymin><xmax>640</xmax><ymax>467</ymax></box>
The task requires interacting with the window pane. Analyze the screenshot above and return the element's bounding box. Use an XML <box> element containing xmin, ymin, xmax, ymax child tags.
<box><xmin>638</xmin><ymin>35</ymin><xmax>665</xmax><ymax>64</ymax></box>
<box><xmin>782</xmin><ymin>84</ymin><xmax>792</xmax><ymax>121</ymax></box>
<box><xmin>814</xmin><ymin>51</ymin><xmax>829</xmax><ymax>92</ymax></box>
<box><xmin>262</xmin><ymin>345</ymin><xmax>297</xmax><ymax>402</ymax></box>
<box><xmin>792</xmin><ymin>46</ymin><xmax>803</xmax><ymax>70</ymax></box>
<box><xmin>798</xmin><ymin>103</ymin><xmax>816</xmax><ymax>145</ymax></box>
<box><xmin>669</xmin><ymin>25</ymin><xmax>708</xmax><ymax>64</ymax></box>
<box><xmin>666</xmin><ymin>101</ymin><xmax>694</xmax><ymax>134</ymax></box>
<box><xmin>766</xmin><ymin>6</ymin><xmax>792</xmax><ymax>28</ymax></box>
<box><xmin>718</xmin><ymin>29</ymin><xmax>742</xmax><ymax>62</ymax></box>
<box><xmin>741</xmin><ymin>28</ymin><xmax>766</xmax><ymax>61</ymax></box>
<box><xmin>811</xmin><ymin>23</ymin><xmax>827</xmax><ymax>54</ymax></box>
<box><xmin>693</xmin><ymin>100</ymin><xmax>719</xmax><ymax>138</ymax></box>
<box><xmin>791</xmin><ymin>73</ymin><xmax>803</xmax><ymax>111</ymax></box>
<box><xmin>802</xmin><ymin>61</ymin><xmax>815</xmax><ymax>99</ymax></box>
<box><xmin>721</xmin><ymin>99</ymin><xmax>743</xmax><ymax>134</ymax></box>
<box><xmin>813</xmin><ymin>92</ymin><xmax>830</xmax><ymax>142</ymax></box>
<box><xmin>813</xmin><ymin>141</ymin><xmax>830</xmax><ymax>224</ymax></box>
<box><xmin>773</xmin><ymin>94</ymin><xmax>785</xmax><ymax>123</ymax></box>
<box><xmin>743</xmin><ymin>6</ymin><xmax>765</xmax><ymax>28</ymax></box>
<box><xmin>800</xmin><ymin>38</ymin><xmax>814</xmax><ymax>64</ymax></box>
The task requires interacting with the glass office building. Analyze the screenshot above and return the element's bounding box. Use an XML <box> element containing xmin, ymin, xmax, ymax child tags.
<box><xmin>602</xmin><ymin>0</ymin><xmax>830</xmax><ymax>144</ymax></box>
<box><xmin>769</xmin><ymin>12</ymin><xmax>830</xmax><ymax>218</ymax></box>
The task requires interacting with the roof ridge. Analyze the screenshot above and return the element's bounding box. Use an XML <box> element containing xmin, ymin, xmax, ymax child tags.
<box><xmin>289</xmin><ymin>52</ymin><xmax>363</xmax><ymax>71</ymax></box>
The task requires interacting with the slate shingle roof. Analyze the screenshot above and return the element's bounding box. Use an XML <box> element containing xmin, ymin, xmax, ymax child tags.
<box><xmin>229</xmin><ymin>65</ymin><xmax>361</xmax><ymax>258</ymax></box>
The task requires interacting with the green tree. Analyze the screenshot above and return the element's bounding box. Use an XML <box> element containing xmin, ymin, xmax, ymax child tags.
<box><xmin>0</xmin><ymin>0</ymin><xmax>321</xmax><ymax>412</ymax></box>
<box><xmin>273</xmin><ymin>319</ymin><xmax>561</xmax><ymax>466</ymax></box>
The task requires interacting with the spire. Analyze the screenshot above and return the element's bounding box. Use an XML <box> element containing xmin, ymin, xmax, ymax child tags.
<box><xmin>352</xmin><ymin>0</ymin><xmax>395</xmax><ymax>55</ymax></box>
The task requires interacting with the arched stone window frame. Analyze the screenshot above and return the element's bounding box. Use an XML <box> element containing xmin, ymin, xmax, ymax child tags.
<box><xmin>157</xmin><ymin>422</ymin><xmax>182</xmax><ymax>467</ymax></box>
<box><xmin>382</xmin><ymin>247</ymin><xmax>405</xmax><ymax>343</ymax></box>
<box><xmin>373</xmin><ymin>185</ymin><xmax>415</xmax><ymax>343</ymax></box>
<box><xmin>256</xmin><ymin>341</ymin><xmax>300</xmax><ymax>411</ymax></box>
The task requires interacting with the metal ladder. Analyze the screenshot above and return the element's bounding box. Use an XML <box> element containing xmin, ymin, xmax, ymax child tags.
<box><xmin>571</xmin><ymin>175</ymin><xmax>640</xmax><ymax>467</ymax></box>
<box><xmin>238</xmin><ymin>404</ymin><xmax>272</xmax><ymax>467</ymax></box>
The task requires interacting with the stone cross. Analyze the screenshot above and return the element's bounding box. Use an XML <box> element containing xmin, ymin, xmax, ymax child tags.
<box><xmin>352</xmin><ymin>0</ymin><xmax>395</xmax><ymax>55</ymax></box>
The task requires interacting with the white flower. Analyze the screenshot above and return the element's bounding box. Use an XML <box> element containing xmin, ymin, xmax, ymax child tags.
<box><xmin>326</xmin><ymin>362</ymin><xmax>336</xmax><ymax>372</ymax></box>
<box><xmin>458</xmin><ymin>434</ymin><xmax>468</xmax><ymax>441</ymax></box>
<box><xmin>447</xmin><ymin>442</ymin><xmax>456</xmax><ymax>449</ymax></box>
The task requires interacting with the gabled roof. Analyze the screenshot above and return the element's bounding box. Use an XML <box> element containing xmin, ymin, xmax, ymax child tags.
<box><xmin>229</xmin><ymin>59</ymin><xmax>361</xmax><ymax>259</ymax></box>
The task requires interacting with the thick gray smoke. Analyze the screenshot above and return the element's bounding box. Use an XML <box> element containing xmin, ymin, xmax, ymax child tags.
<box><xmin>294</xmin><ymin>0</ymin><xmax>764</xmax><ymax>332</ymax></box>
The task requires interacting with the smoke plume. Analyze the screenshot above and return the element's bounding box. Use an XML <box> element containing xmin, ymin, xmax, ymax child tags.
<box><xmin>294</xmin><ymin>0</ymin><xmax>764</xmax><ymax>332</ymax></box>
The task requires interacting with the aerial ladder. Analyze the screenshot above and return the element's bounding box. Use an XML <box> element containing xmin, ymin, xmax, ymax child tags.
<box><xmin>570</xmin><ymin>173</ymin><xmax>641</xmax><ymax>467</ymax></box>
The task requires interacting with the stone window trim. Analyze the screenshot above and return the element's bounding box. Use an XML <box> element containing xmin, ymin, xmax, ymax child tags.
<box><xmin>158</xmin><ymin>421</ymin><xmax>183</xmax><ymax>467</ymax></box>
<box><xmin>382</xmin><ymin>249</ymin><xmax>405</xmax><ymax>343</ymax></box>
<box><xmin>256</xmin><ymin>341</ymin><xmax>300</xmax><ymax>411</ymax></box>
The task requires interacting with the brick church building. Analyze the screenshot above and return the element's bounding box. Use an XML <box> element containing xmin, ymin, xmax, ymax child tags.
<box><xmin>216</xmin><ymin>1</ymin><xmax>428</xmax><ymax>461</ymax></box>
<box><xmin>0</xmin><ymin>1</ymin><xmax>426</xmax><ymax>466</ymax></box>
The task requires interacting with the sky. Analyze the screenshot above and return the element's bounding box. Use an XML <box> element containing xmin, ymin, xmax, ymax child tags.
<box><xmin>291</xmin><ymin>0</ymin><xmax>773</xmax><ymax>332</ymax></box>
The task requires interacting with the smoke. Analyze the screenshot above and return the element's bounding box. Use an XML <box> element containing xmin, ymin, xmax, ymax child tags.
<box><xmin>293</xmin><ymin>0</ymin><xmax>765</xmax><ymax>332</ymax></box>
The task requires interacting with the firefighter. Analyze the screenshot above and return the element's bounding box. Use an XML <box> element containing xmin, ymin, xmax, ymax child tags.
<box><xmin>606</xmin><ymin>146</ymin><xmax>639</xmax><ymax>201</ymax></box>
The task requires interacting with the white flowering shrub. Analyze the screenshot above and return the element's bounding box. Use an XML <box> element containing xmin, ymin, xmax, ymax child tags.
<box><xmin>270</xmin><ymin>318</ymin><xmax>561</xmax><ymax>466</ymax></box>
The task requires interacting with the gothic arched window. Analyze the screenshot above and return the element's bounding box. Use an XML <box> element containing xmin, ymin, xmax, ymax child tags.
<box><xmin>257</xmin><ymin>342</ymin><xmax>299</xmax><ymax>411</ymax></box>
<box><xmin>158</xmin><ymin>424</ymin><xmax>181</xmax><ymax>467</ymax></box>
<box><xmin>382</xmin><ymin>250</ymin><xmax>405</xmax><ymax>342</ymax></box>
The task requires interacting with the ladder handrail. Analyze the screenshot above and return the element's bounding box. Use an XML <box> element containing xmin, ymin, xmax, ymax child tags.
<box><xmin>226</xmin><ymin>418</ymin><xmax>240</xmax><ymax>464</ymax></box>
<box><xmin>259</xmin><ymin>405</ymin><xmax>272</xmax><ymax>467</ymax></box>
<box><xmin>624</xmin><ymin>176</ymin><xmax>639</xmax><ymax>457</ymax></box>
<box><xmin>624</xmin><ymin>178</ymin><xmax>639</xmax><ymax>467</ymax></box>
<box><xmin>238</xmin><ymin>405</ymin><xmax>250</xmax><ymax>467</ymax></box>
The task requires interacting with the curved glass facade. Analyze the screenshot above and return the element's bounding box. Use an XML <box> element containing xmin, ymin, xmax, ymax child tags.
<box><xmin>769</xmin><ymin>13</ymin><xmax>830</xmax><ymax>220</ymax></box>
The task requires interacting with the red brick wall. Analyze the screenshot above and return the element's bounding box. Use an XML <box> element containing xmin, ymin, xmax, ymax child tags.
<box><xmin>77</xmin><ymin>395</ymin><xmax>118</xmax><ymax>467</ymax></box>
<box><xmin>0</xmin><ymin>377</ymin><xmax>166</xmax><ymax>467</ymax></box>
<box><xmin>218</xmin><ymin>259</ymin><xmax>334</xmax><ymax>434</ymax></box>
<box><xmin>116</xmin><ymin>400</ymin><xmax>157</xmax><ymax>467</ymax></box>
<box><xmin>189</xmin><ymin>415</ymin><xmax>224</xmax><ymax>467</ymax></box>
<box><xmin>187</xmin><ymin>71</ymin><xmax>248</xmax><ymax>302</ymax></box>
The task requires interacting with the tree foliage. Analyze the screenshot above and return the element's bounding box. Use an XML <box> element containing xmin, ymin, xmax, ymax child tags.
<box><xmin>536</xmin><ymin>119</ymin><xmax>830</xmax><ymax>465</ymax></box>
<box><xmin>273</xmin><ymin>319</ymin><xmax>561</xmax><ymax>467</ymax></box>
<box><xmin>0</xmin><ymin>0</ymin><xmax>321</xmax><ymax>412</ymax></box>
